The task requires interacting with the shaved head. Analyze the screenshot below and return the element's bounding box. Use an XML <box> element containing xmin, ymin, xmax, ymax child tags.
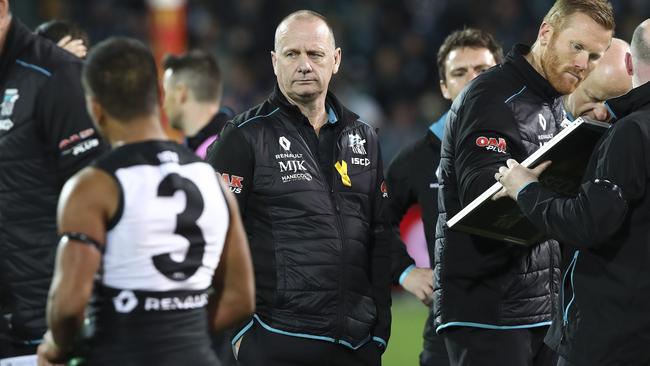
<box><xmin>565</xmin><ymin>38</ymin><xmax>632</xmax><ymax>120</ymax></box>
<box><xmin>631</xmin><ymin>19</ymin><xmax>650</xmax><ymax>64</ymax></box>
<box><xmin>581</xmin><ymin>38</ymin><xmax>631</xmax><ymax>97</ymax></box>
<box><xmin>274</xmin><ymin>10</ymin><xmax>335</xmax><ymax>52</ymax></box>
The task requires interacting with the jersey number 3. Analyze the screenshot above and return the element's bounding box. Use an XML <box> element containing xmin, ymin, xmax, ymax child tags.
<box><xmin>152</xmin><ymin>173</ymin><xmax>206</xmax><ymax>281</ymax></box>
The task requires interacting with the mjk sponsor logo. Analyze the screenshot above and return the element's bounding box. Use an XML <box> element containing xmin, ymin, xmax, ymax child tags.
<box><xmin>279</xmin><ymin>160</ymin><xmax>307</xmax><ymax>173</ymax></box>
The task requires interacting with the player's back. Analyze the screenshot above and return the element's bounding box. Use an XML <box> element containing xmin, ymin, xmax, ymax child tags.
<box><xmin>81</xmin><ymin>140</ymin><xmax>228</xmax><ymax>366</ymax></box>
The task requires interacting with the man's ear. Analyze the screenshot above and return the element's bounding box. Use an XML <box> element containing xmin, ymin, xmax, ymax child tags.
<box><xmin>332</xmin><ymin>47</ymin><xmax>342</xmax><ymax>75</ymax></box>
<box><xmin>625</xmin><ymin>52</ymin><xmax>634</xmax><ymax>77</ymax></box>
<box><xmin>271</xmin><ymin>50</ymin><xmax>278</xmax><ymax>76</ymax></box>
<box><xmin>538</xmin><ymin>21</ymin><xmax>554</xmax><ymax>47</ymax></box>
<box><xmin>178</xmin><ymin>84</ymin><xmax>189</xmax><ymax>104</ymax></box>
<box><xmin>86</xmin><ymin>95</ymin><xmax>105</xmax><ymax>127</ymax></box>
<box><xmin>440</xmin><ymin>80</ymin><xmax>451</xmax><ymax>101</ymax></box>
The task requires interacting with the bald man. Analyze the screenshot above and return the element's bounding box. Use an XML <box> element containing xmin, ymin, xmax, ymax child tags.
<box><xmin>563</xmin><ymin>38</ymin><xmax>632</xmax><ymax>122</ymax></box>
<box><xmin>206</xmin><ymin>10</ymin><xmax>392</xmax><ymax>366</ymax></box>
<box><xmin>496</xmin><ymin>18</ymin><xmax>650</xmax><ymax>366</ymax></box>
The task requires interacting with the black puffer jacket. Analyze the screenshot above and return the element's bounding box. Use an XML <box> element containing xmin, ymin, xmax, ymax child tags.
<box><xmin>206</xmin><ymin>87</ymin><xmax>391</xmax><ymax>349</ymax></box>
<box><xmin>434</xmin><ymin>44</ymin><xmax>561</xmax><ymax>331</ymax></box>
<box><xmin>0</xmin><ymin>19</ymin><xmax>106</xmax><ymax>344</ymax></box>
<box><xmin>518</xmin><ymin>81</ymin><xmax>650</xmax><ymax>365</ymax></box>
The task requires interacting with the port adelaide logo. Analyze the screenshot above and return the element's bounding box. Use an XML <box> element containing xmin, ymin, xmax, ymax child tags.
<box><xmin>0</xmin><ymin>88</ymin><xmax>19</xmax><ymax>132</ymax></box>
<box><xmin>276</xmin><ymin>136</ymin><xmax>312</xmax><ymax>183</ymax></box>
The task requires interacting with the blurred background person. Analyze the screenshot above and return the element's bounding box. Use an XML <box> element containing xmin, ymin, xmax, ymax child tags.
<box><xmin>0</xmin><ymin>0</ymin><xmax>106</xmax><ymax>362</ymax></box>
<box><xmin>562</xmin><ymin>37</ymin><xmax>632</xmax><ymax>122</ymax></box>
<box><xmin>386</xmin><ymin>28</ymin><xmax>503</xmax><ymax>366</ymax></box>
<box><xmin>34</xmin><ymin>19</ymin><xmax>88</xmax><ymax>58</ymax></box>
<box><xmin>162</xmin><ymin>50</ymin><xmax>235</xmax><ymax>159</ymax></box>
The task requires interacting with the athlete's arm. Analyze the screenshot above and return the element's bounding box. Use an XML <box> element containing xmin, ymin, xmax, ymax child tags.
<box><xmin>208</xmin><ymin>179</ymin><xmax>255</xmax><ymax>332</ymax></box>
<box><xmin>37</xmin><ymin>168</ymin><xmax>117</xmax><ymax>363</ymax></box>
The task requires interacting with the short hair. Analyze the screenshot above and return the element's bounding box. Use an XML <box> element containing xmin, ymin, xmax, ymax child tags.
<box><xmin>162</xmin><ymin>50</ymin><xmax>223</xmax><ymax>103</ymax></box>
<box><xmin>631</xmin><ymin>23</ymin><xmax>650</xmax><ymax>64</ymax></box>
<box><xmin>35</xmin><ymin>19</ymin><xmax>89</xmax><ymax>46</ymax></box>
<box><xmin>82</xmin><ymin>37</ymin><xmax>159</xmax><ymax>121</ymax></box>
<box><xmin>437</xmin><ymin>28</ymin><xmax>504</xmax><ymax>82</ymax></box>
<box><xmin>543</xmin><ymin>0</ymin><xmax>615</xmax><ymax>32</ymax></box>
<box><xmin>274</xmin><ymin>10</ymin><xmax>335</xmax><ymax>51</ymax></box>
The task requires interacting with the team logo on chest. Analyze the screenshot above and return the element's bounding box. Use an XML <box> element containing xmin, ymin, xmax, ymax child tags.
<box><xmin>348</xmin><ymin>132</ymin><xmax>367</xmax><ymax>155</ymax></box>
<box><xmin>0</xmin><ymin>89</ymin><xmax>19</xmax><ymax>132</ymax></box>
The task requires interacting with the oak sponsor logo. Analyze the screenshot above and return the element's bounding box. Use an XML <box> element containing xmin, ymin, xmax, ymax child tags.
<box><xmin>475</xmin><ymin>136</ymin><xmax>507</xmax><ymax>154</ymax></box>
<box><xmin>380</xmin><ymin>181</ymin><xmax>388</xmax><ymax>198</ymax></box>
<box><xmin>222</xmin><ymin>173</ymin><xmax>244</xmax><ymax>194</ymax></box>
<box><xmin>58</xmin><ymin>128</ymin><xmax>96</xmax><ymax>149</ymax></box>
<box><xmin>61</xmin><ymin>138</ymin><xmax>100</xmax><ymax>156</ymax></box>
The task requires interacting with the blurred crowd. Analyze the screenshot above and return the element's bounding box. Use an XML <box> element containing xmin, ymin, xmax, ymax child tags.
<box><xmin>14</xmin><ymin>0</ymin><xmax>650</xmax><ymax>159</ymax></box>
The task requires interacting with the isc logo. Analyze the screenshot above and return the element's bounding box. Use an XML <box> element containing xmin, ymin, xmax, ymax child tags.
<box><xmin>351</xmin><ymin>157</ymin><xmax>370</xmax><ymax>166</ymax></box>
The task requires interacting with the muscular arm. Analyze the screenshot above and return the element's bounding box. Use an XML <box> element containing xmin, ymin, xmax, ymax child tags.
<box><xmin>208</xmin><ymin>180</ymin><xmax>255</xmax><ymax>332</ymax></box>
<box><xmin>39</xmin><ymin>168</ymin><xmax>117</xmax><ymax>362</ymax></box>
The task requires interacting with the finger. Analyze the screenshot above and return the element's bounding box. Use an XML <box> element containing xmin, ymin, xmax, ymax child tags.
<box><xmin>492</xmin><ymin>187</ymin><xmax>508</xmax><ymax>200</ymax></box>
<box><xmin>506</xmin><ymin>159</ymin><xmax>519</xmax><ymax>168</ymax></box>
<box><xmin>57</xmin><ymin>35</ymin><xmax>71</xmax><ymax>47</ymax></box>
<box><xmin>494</xmin><ymin>172</ymin><xmax>501</xmax><ymax>182</ymax></box>
<box><xmin>498</xmin><ymin>166</ymin><xmax>508</xmax><ymax>174</ymax></box>
<box><xmin>532</xmin><ymin>160</ymin><xmax>552</xmax><ymax>176</ymax></box>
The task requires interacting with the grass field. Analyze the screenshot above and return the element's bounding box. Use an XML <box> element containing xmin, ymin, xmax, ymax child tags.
<box><xmin>382</xmin><ymin>291</ymin><xmax>430</xmax><ymax>366</ymax></box>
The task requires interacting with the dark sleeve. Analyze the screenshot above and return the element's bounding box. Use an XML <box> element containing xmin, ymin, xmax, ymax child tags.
<box><xmin>369</xmin><ymin>142</ymin><xmax>394</xmax><ymax>349</ymax></box>
<box><xmin>205</xmin><ymin>122</ymin><xmax>254</xmax><ymax>215</ymax></box>
<box><xmin>36</xmin><ymin>62</ymin><xmax>107</xmax><ymax>184</ymax></box>
<box><xmin>453</xmin><ymin>92</ymin><xmax>523</xmax><ymax>207</ymax></box>
<box><xmin>385</xmin><ymin>149</ymin><xmax>416</xmax><ymax>284</ymax></box>
<box><xmin>517</xmin><ymin>120</ymin><xmax>645</xmax><ymax>248</ymax></box>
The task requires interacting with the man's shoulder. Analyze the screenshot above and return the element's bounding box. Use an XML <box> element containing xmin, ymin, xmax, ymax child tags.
<box><xmin>15</xmin><ymin>33</ymin><xmax>82</xmax><ymax>80</ymax></box>
<box><xmin>462</xmin><ymin>64</ymin><xmax>522</xmax><ymax>102</ymax></box>
<box><xmin>231</xmin><ymin>100</ymin><xmax>280</xmax><ymax>129</ymax></box>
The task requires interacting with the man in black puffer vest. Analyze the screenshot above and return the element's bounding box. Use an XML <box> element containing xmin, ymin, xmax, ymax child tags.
<box><xmin>435</xmin><ymin>1</ymin><xmax>614</xmax><ymax>365</ymax></box>
<box><xmin>0</xmin><ymin>1</ymin><xmax>107</xmax><ymax>361</ymax></box>
<box><xmin>207</xmin><ymin>9</ymin><xmax>391</xmax><ymax>366</ymax></box>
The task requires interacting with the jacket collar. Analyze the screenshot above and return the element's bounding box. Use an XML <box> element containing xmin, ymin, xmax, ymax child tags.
<box><xmin>506</xmin><ymin>44</ymin><xmax>562</xmax><ymax>102</ymax></box>
<box><xmin>604</xmin><ymin>81</ymin><xmax>650</xmax><ymax>121</ymax></box>
<box><xmin>269</xmin><ymin>84</ymin><xmax>360</xmax><ymax>128</ymax></box>
<box><xmin>0</xmin><ymin>18</ymin><xmax>33</xmax><ymax>85</ymax></box>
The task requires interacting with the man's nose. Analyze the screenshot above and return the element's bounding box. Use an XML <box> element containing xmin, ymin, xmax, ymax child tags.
<box><xmin>574</xmin><ymin>52</ymin><xmax>589</xmax><ymax>70</ymax></box>
<box><xmin>297</xmin><ymin>56</ymin><xmax>313</xmax><ymax>74</ymax></box>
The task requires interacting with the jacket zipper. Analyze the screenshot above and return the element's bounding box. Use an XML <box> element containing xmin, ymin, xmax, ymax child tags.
<box><xmin>294</xmin><ymin>119</ymin><xmax>352</xmax><ymax>344</ymax></box>
<box><xmin>560</xmin><ymin>250</ymin><xmax>580</xmax><ymax>343</ymax></box>
<box><xmin>330</xmin><ymin>127</ymin><xmax>351</xmax><ymax>344</ymax></box>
